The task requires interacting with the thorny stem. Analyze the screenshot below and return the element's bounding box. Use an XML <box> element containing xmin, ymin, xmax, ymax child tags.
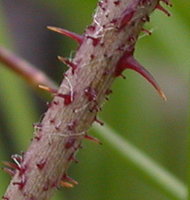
<box><xmin>3</xmin><ymin>0</ymin><xmax>170</xmax><ymax>200</ymax></box>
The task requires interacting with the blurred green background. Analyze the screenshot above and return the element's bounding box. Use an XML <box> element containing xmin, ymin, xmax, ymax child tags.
<box><xmin>0</xmin><ymin>0</ymin><xmax>189</xmax><ymax>200</ymax></box>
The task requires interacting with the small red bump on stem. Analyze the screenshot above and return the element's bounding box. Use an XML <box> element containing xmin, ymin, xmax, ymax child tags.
<box><xmin>34</xmin><ymin>135</ymin><xmax>42</xmax><ymax>141</ymax></box>
<box><xmin>50</xmin><ymin>119</ymin><xmax>55</xmax><ymax>124</ymax></box>
<box><xmin>86</xmin><ymin>36</ymin><xmax>101</xmax><ymax>46</ymax></box>
<box><xmin>105</xmin><ymin>89</ymin><xmax>113</xmax><ymax>95</ymax></box>
<box><xmin>65</xmin><ymin>138</ymin><xmax>76</xmax><ymax>149</ymax></box>
<box><xmin>47</xmin><ymin>26</ymin><xmax>84</xmax><ymax>45</ymax></box>
<box><xmin>98</xmin><ymin>1</ymin><xmax>106</xmax><ymax>11</ymax></box>
<box><xmin>114</xmin><ymin>0</ymin><xmax>120</xmax><ymax>6</ymax></box>
<box><xmin>43</xmin><ymin>181</ymin><xmax>49</xmax><ymax>191</ymax></box>
<box><xmin>2</xmin><ymin>196</ymin><xmax>9</xmax><ymax>200</ymax></box>
<box><xmin>156</xmin><ymin>4</ymin><xmax>171</xmax><ymax>16</ymax></box>
<box><xmin>84</xmin><ymin>134</ymin><xmax>102</xmax><ymax>145</ymax></box>
<box><xmin>87</xmin><ymin>25</ymin><xmax>96</xmax><ymax>32</ymax></box>
<box><xmin>57</xmin><ymin>56</ymin><xmax>77</xmax><ymax>74</ymax></box>
<box><xmin>94</xmin><ymin>116</ymin><xmax>104</xmax><ymax>126</ymax></box>
<box><xmin>36</xmin><ymin>160</ymin><xmax>46</xmax><ymax>170</ymax></box>
<box><xmin>38</xmin><ymin>85</ymin><xmax>57</xmax><ymax>94</ymax></box>
<box><xmin>127</xmin><ymin>36</ymin><xmax>136</xmax><ymax>43</ymax></box>
<box><xmin>52</xmin><ymin>101</ymin><xmax>59</xmax><ymax>105</ymax></box>
<box><xmin>90</xmin><ymin>54</ymin><xmax>95</xmax><ymax>60</ymax></box>
<box><xmin>57</xmin><ymin>93</ymin><xmax>73</xmax><ymax>105</ymax></box>
<box><xmin>141</xmin><ymin>28</ymin><xmax>152</xmax><ymax>35</ymax></box>
<box><xmin>67</xmin><ymin>120</ymin><xmax>77</xmax><ymax>131</ymax></box>
<box><xmin>119</xmin><ymin>8</ymin><xmax>135</xmax><ymax>29</ymax></box>
<box><xmin>84</xmin><ymin>87</ymin><xmax>97</xmax><ymax>102</ymax></box>
<box><xmin>13</xmin><ymin>177</ymin><xmax>26</xmax><ymax>190</ymax></box>
<box><xmin>60</xmin><ymin>181</ymin><xmax>74</xmax><ymax>188</ymax></box>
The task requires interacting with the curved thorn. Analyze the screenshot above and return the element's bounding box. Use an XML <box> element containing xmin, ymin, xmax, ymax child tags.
<box><xmin>47</xmin><ymin>26</ymin><xmax>83</xmax><ymax>44</ymax></box>
<box><xmin>127</xmin><ymin>56</ymin><xmax>167</xmax><ymax>101</ymax></box>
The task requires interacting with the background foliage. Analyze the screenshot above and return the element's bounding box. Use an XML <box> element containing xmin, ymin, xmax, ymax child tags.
<box><xmin>0</xmin><ymin>0</ymin><xmax>189</xmax><ymax>199</ymax></box>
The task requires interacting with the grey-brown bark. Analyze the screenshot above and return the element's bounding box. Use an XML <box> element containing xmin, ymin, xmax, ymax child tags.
<box><xmin>3</xmin><ymin>0</ymin><xmax>165</xmax><ymax>199</ymax></box>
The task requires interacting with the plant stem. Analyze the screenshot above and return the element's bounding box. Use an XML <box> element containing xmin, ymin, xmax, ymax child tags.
<box><xmin>3</xmin><ymin>1</ymin><xmax>171</xmax><ymax>200</ymax></box>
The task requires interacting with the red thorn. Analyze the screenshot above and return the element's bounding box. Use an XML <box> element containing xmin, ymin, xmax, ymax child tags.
<box><xmin>47</xmin><ymin>26</ymin><xmax>83</xmax><ymax>45</ymax></box>
<box><xmin>94</xmin><ymin>116</ymin><xmax>104</xmax><ymax>126</ymax></box>
<box><xmin>84</xmin><ymin>134</ymin><xmax>102</xmax><ymax>144</ymax></box>
<box><xmin>2</xmin><ymin>167</ymin><xmax>15</xmax><ymax>176</ymax></box>
<box><xmin>156</xmin><ymin>4</ymin><xmax>171</xmax><ymax>16</ymax></box>
<box><xmin>62</xmin><ymin>174</ymin><xmax>78</xmax><ymax>185</ymax></box>
<box><xmin>160</xmin><ymin>0</ymin><xmax>172</xmax><ymax>7</ymax></box>
<box><xmin>141</xmin><ymin>28</ymin><xmax>152</xmax><ymax>35</ymax></box>
<box><xmin>115</xmin><ymin>50</ymin><xmax>167</xmax><ymax>100</ymax></box>
<box><xmin>57</xmin><ymin>56</ymin><xmax>77</xmax><ymax>74</ymax></box>
<box><xmin>2</xmin><ymin>161</ymin><xmax>18</xmax><ymax>170</ymax></box>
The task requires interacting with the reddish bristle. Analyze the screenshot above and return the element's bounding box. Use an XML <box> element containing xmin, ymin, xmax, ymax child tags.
<box><xmin>47</xmin><ymin>26</ymin><xmax>83</xmax><ymax>44</ymax></box>
<box><xmin>141</xmin><ymin>28</ymin><xmax>152</xmax><ymax>35</ymax></box>
<box><xmin>84</xmin><ymin>135</ymin><xmax>102</xmax><ymax>144</ymax></box>
<box><xmin>2</xmin><ymin>167</ymin><xmax>15</xmax><ymax>176</ymax></box>
<box><xmin>160</xmin><ymin>0</ymin><xmax>172</xmax><ymax>7</ymax></box>
<box><xmin>62</xmin><ymin>174</ymin><xmax>78</xmax><ymax>185</ymax></box>
<box><xmin>156</xmin><ymin>4</ymin><xmax>171</xmax><ymax>16</ymax></box>
<box><xmin>57</xmin><ymin>56</ymin><xmax>77</xmax><ymax>74</ymax></box>
<box><xmin>94</xmin><ymin>116</ymin><xmax>104</xmax><ymax>126</ymax></box>
<box><xmin>36</xmin><ymin>160</ymin><xmax>46</xmax><ymax>170</ymax></box>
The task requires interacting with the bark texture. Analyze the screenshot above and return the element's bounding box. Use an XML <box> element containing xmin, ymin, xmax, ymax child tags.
<box><xmin>3</xmin><ymin>0</ymin><xmax>162</xmax><ymax>199</ymax></box>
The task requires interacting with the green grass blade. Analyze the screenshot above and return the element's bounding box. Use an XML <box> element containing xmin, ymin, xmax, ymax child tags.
<box><xmin>93</xmin><ymin>124</ymin><xmax>187</xmax><ymax>200</ymax></box>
